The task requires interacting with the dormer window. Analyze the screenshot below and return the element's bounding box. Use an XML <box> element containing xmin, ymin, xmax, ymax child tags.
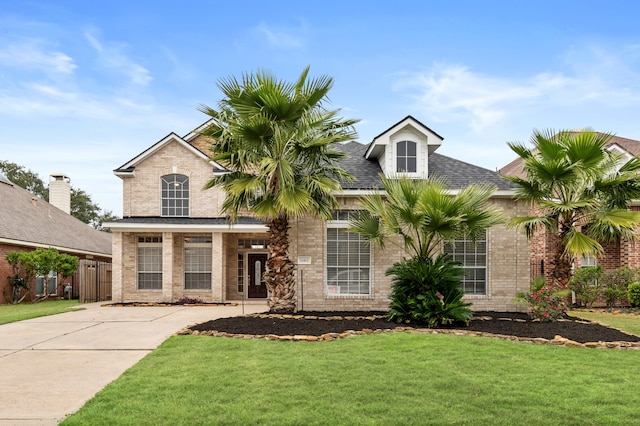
<box><xmin>161</xmin><ymin>174</ymin><xmax>189</xmax><ymax>217</ymax></box>
<box><xmin>396</xmin><ymin>141</ymin><xmax>417</xmax><ymax>173</ymax></box>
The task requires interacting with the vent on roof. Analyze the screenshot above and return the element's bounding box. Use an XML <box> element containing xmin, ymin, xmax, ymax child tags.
<box><xmin>0</xmin><ymin>173</ymin><xmax>14</xmax><ymax>187</ymax></box>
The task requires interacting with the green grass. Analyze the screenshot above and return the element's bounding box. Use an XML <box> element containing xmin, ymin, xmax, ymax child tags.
<box><xmin>0</xmin><ymin>299</ymin><xmax>82</xmax><ymax>324</ymax></box>
<box><xmin>570</xmin><ymin>309</ymin><xmax>640</xmax><ymax>336</ymax></box>
<box><xmin>62</xmin><ymin>332</ymin><xmax>640</xmax><ymax>426</ymax></box>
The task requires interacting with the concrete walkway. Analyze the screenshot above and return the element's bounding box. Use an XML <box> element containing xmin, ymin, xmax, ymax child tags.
<box><xmin>0</xmin><ymin>301</ymin><xmax>267</xmax><ymax>425</ymax></box>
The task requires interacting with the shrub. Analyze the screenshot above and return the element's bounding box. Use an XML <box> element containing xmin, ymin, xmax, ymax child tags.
<box><xmin>601</xmin><ymin>267</ymin><xmax>635</xmax><ymax>308</ymax></box>
<box><xmin>386</xmin><ymin>254</ymin><xmax>472</xmax><ymax>327</ymax></box>
<box><xmin>628</xmin><ymin>283</ymin><xmax>640</xmax><ymax>308</ymax></box>
<box><xmin>516</xmin><ymin>282</ymin><xmax>568</xmax><ymax>322</ymax></box>
<box><xmin>570</xmin><ymin>266</ymin><xmax>602</xmax><ymax>308</ymax></box>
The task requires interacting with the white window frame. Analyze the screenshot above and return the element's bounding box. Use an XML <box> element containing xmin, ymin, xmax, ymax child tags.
<box><xmin>396</xmin><ymin>140</ymin><xmax>418</xmax><ymax>174</ymax></box>
<box><xmin>137</xmin><ymin>236</ymin><xmax>163</xmax><ymax>290</ymax></box>
<box><xmin>443</xmin><ymin>232</ymin><xmax>487</xmax><ymax>296</ymax></box>
<box><xmin>184</xmin><ymin>236</ymin><xmax>212</xmax><ymax>290</ymax></box>
<box><xmin>161</xmin><ymin>174</ymin><xmax>189</xmax><ymax>217</ymax></box>
<box><xmin>326</xmin><ymin>211</ymin><xmax>371</xmax><ymax>296</ymax></box>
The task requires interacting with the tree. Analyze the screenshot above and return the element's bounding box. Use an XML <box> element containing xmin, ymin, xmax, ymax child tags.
<box><xmin>349</xmin><ymin>176</ymin><xmax>504</xmax><ymax>326</ymax></box>
<box><xmin>0</xmin><ymin>160</ymin><xmax>48</xmax><ymax>199</ymax></box>
<box><xmin>93</xmin><ymin>210</ymin><xmax>119</xmax><ymax>232</ymax></box>
<box><xmin>71</xmin><ymin>187</ymin><xmax>100</xmax><ymax>225</ymax></box>
<box><xmin>199</xmin><ymin>67</ymin><xmax>358</xmax><ymax>313</ymax></box>
<box><xmin>505</xmin><ymin>129</ymin><xmax>640</xmax><ymax>289</ymax></box>
<box><xmin>5</xmin><ymin>251</ymin><xmax>37</xmax><ymax>304</ymax></box>
<box><xmin>349</xmin><ymin>176</ymin><xmax>505</xmax><ymax>259</ymax></box>
<box><xmin>4</xmin><ymin>248</ymin><xmax>79</xmax><ymax>303</ymax></box>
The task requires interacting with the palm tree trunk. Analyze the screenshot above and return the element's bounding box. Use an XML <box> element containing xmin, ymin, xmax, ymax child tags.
<box><xmin>265</xmin><ymin>214</ymin><xmax>296</xmax><ymax>313</ymax></box>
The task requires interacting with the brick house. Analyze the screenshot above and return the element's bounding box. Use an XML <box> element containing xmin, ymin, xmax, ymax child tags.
<box><xmin>499</xmin><ymin>133</ymin><xmax>640</xmax><ymax>281</ymax></box>
<box><xmin>0</xmin><ymin>173</ymin><xmax>112</xmax><ymax>303</ymax></box>
<box><xmin>107</xmin><ymin>116</ymin><xmax>530</xmax><ymax>311</ymax></box>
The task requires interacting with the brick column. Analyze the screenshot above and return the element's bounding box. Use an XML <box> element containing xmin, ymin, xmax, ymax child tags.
<box><xmin>111</xmin><ymin>232</ymin><xmax>123</xmax><ymax>303</ymax></box>
<box><xmin>211</xmin><ymin>232</ymin><xmax>224</xmax><ymax>301</ymax></box>
<box><xmin>162</xmin><ymin>232</ymin><xmax>174</xmax><ymax>302</ymax></box>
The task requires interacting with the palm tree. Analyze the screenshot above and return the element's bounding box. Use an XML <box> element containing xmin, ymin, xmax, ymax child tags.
<box><xmin>349</xmin><ymin>175</ymin><xmax>505</xmax><ymax>259</ymax></box>
<box><xmin>349</xmin><ymin>176</ymin><xmax>504</xmax><ymax>326</ymax></box>
<box><xmin>198</xmin><ymin>67</ymin><xmax>358</xmax><ymax>313</ymax></box>
<box><xmin>504</xmin><ymin>129</ymin><xmax>640</xmax><ymax>289</ymax></box>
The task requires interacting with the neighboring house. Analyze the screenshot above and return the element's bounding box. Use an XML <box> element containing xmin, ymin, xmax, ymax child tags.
<box><xmin>107</xmin><ymin>116</ymin><xmax>530</xmax><ymax>311</ymax></box>
<box><xmin>0</xmin><ymin>173</ymin><xmax>112</xmax><ymax>303</ymax></box>
<box><xmin>499</xmin><ymin>132</ymin><xmax>640</xmax><ymax>281</ymax></box>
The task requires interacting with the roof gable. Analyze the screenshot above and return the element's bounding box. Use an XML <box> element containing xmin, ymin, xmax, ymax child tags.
<box><xmin>114</xmin><ymin>132</ymin><xmax>225</xmax><ymax>176</ymax></box>
<box><xmin>365</xmin><ymin>115</ymin><xmax>444</xmax><ymax>160</ymax></box>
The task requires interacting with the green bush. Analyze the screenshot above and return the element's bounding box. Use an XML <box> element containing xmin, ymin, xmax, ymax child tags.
<box><xmin>516</xmin><ymin>283</ymin><xmax>569</xmax><ymax>322</ymax></box>
<box><xmin>601</xmin><ymin>267</ymin><xmax>635</xmax><ymax>308</ymax></box>
<box><xmin>628</xmin><ymin>283</ymin><xmax>640</xmax><ymax>308</ymax></box>
<box><xmin>570</xmin><ymin>266</ymin><xmax>602</xmax><ymax>308</ymax></box>
<box><xmin>386</xmin><ymin>254</ymin><xmax>472</xmax><ymax>327</ymax></box>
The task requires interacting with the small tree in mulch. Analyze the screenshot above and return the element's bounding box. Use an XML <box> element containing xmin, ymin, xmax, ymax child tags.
<box><xmin>4</xmin><ymin>248</ymin><xmax>79</xmax><ymax>303</ymax></box>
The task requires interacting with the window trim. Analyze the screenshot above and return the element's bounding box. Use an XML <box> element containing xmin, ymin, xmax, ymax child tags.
<box><xmin>396</xmin><ymin>140</ymin><xmax>418</xmax><ymax>174</ymax></box>
<box><xmin>183</xmin><ymin>236</ymin><xmax>212</xmax><ymax>290</ymax></box>
<box><xmin>137</xmin><ymin>236</ymin><xmax>163</xmax><ymax>290</ymax></box>
<box><xmin>325</xmin><ymin>211</ymin><xmax>372</xmax><ymax>297</ymax></box>
<box><xmin>161</xmin><ymin>174</ymin><xmax>190</xmax><ymax>217</ymax></box>
<box><xmin>443</xmin><ymin>232</ymin><xmax>488</xmax><ymax>296</ymax></box>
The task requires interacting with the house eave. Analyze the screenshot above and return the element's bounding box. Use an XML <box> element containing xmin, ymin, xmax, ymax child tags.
<box><xmin>104</xmin><ymin>222</ymin><xmax>269</xmax><ymax>233</ymax></box>
<box><xmin>0</xmin><ymin>237</ymin><xmax>112</xmax><ymax>258</ymax></box>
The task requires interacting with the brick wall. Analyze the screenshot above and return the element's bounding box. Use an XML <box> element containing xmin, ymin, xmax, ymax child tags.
<box><xmin>121</xmin><ymin>140</ymin><xmax>226</xmax><ymax>217</ymax></box>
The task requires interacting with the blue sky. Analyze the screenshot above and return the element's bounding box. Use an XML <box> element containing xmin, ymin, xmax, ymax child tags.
<box><xmin>2</xmin><ymin>1</ymin><xmax>640</xmax><ymax>217</ymax></box>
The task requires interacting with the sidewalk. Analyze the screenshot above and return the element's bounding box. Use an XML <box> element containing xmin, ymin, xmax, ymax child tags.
<box><xmin>0</xmin><ymin>301</ymin><xmax>266</xmax><ymax>425</ymax></box>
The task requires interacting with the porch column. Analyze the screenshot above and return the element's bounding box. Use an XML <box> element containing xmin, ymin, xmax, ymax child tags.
<box><xmin>162</xmin><ymin>232</ymin><xmax>174</xmax><ymax>302</ymax></box>
<box><xmin>111</xmin><ymin>231</ymin><xmax>123</xmax><ymax>303</ymax></box>
<box><xmin>211</xmin><ymin>232</ymin><xmax>225</xmax><ymax>301</ymax></box>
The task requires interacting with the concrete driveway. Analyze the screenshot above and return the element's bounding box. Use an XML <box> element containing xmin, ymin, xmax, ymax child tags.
<box><xmin>0</xmin><ymin>301</ymin><xmax>266</xmax><ymax>425</ymax></box>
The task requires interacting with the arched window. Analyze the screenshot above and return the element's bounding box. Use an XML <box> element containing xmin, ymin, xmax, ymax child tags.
<box><xmin>396</xmin><ymin>141</ymin><xmax>417</xmax><ymax>173</ymax></box>
<box><xmin>161</xmin><ymin>174</ymin><xmax>189</xmax><ymax>217</ymax></box>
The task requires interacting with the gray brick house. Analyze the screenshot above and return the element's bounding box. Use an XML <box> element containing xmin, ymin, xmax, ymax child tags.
<box><xmin>107</xmin><ymin>116</ymin><xmax>530</xmax><ymax>311</ymax></box>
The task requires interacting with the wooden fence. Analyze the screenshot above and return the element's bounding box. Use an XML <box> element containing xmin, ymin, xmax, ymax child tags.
<box><xmin>77</xmin><ymin>259</ymin><xmax>112</xmax><ymax>302</ymax></box>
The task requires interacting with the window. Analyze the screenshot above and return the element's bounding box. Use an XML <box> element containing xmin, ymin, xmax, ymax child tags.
<box><xmin>161</xmin><ymin>174</ymin><xmax>189</xmax><ymax>217</ymax></box>
<box><xmin>396</xmin><ymin>141</ymin><xmax>417</xmax><ymax>173</ymax></box>
<box><xmin>326</xmin><ymin>211</ymin><xmax>371</xmax><ymax>295</ymax></box>
<box><xmin>137</xmin><ymin>236</ymin><xmax>162</xmax><ymax>290</ymax></box>
<box><xmin>443</xmin><ymin>232</ymin><xmax>487</xmax><ymax>295</ymax></box>
<box><xmin>36</xmin><ymin>272</ymin><xmax>57</xmax><ymax>295</ymax></box>
<box><xmin>580</xmin><ymin>254</ymin><xmax>597</xmax><ymax>268</ymax></box>
<box><xmin>184</xmin><ymin>236</ymin><xmax>212</xmax><ymax>290</ymax></box>
<box><xmin>237</xmin><ymin>253</ymin><xmax>244</xmax><ymax>294</ymax></box>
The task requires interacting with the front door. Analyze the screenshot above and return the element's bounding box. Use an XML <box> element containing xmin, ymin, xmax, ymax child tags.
<box><xmin>247</xmin><ymin>253</ymin><xmax>268</xmax><ymax>298</ymax></box>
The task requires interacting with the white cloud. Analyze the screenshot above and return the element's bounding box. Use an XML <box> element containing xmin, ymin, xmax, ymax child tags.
<box><xmin>84</xmin><ymin>30</ymin><xmax>152</xmax><ymax>86</ymax></box>
<box><xmin>395</xmin><ymin>49</ymin><xmax>640</xmax><ymax>133</ymax></box>
<box><xmin>0</xmin><ymin>39</ymin><xmax>76</xmax><ymax>74</ymax></box>
<box><xmin>254</xmin><ymin>22</ymin><xmax>305</xmax><ymax>49</ymax></box>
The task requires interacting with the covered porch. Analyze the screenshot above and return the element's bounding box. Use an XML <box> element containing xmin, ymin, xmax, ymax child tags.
<box><xmin>108</xmin><ymin>217</ymin><xmax>270</xmax><ymax>303</ymax></box>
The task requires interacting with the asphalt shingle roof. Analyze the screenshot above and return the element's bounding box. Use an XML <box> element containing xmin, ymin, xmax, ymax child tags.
<box><xmin>0</xmin><ymin>176</ymin><xmax>112</xmax><ymax>256</ymax></box>
<box><xmin>336</xmin><ymin>142</ymin><xmax>512</xmax><ymax>191</ymax></box>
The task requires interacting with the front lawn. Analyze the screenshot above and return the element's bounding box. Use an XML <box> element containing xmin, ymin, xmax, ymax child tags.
<box><xmin>571</xmin><ymin>309</ymin><xmax>640</xmax><ymax>336</ymax></box>
<box><xmin>62</xmin><ymin>332</ymin><xmax>640</xmax><ymax>426</ymax></box>
<box><xmin>0</xmin><ymin>299</ymin><xmax>81</xmax><ymax>325</ymax></box>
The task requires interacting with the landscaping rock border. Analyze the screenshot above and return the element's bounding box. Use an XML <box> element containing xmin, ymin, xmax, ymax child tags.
<box><xmin>176</xmin><ymin>313</ymin><xmax>640</xmax><ymax>349</ymax></box>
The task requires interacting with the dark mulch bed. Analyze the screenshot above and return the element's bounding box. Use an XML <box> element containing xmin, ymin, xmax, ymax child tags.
<box><xmin>189</xmin><ymin>311</ymin><xmax>640</xmax><ymax>344</ymax></box>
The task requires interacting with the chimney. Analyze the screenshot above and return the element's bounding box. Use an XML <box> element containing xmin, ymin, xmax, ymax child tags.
<box><xmin>49</xmin><ymin>173</ymin><xmax>71</xmax><ymax>214</ymax></box>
